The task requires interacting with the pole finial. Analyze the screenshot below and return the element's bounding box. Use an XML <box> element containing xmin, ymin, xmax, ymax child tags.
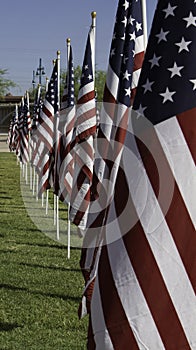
<box><xmin>67</xmin><ymin>38</ymin><xmax>71</xmax><ymax>44</ymax></box>
<box><xmin>91</xmin><ymin>11</ymin><xmax>96</xmax><ymax>18</ymax></box>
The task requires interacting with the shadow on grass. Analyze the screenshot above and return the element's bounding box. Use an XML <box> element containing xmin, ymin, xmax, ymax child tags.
<box><xmin>0</xmin><ymin>196</ymin><xmax>12</xmax><ymax>200</ymax></box>
<box><xmin>15</xmin><ymin>241</ymin><xmax>81</xmax><ymax>250</ymax></box>
<box><xmin>0</xmin><ymin>322</ymin><xmax>22</xmax><ymax>332</ymax></box>
<box><xmin>18</xmin><ymin>262</ymin><xmax>81</xmax><ymax>273</ymax></box>
<box><xmin>0</xmin><ymin>283</ymin><xmax>81</xmax><ymax>303</ymax></box>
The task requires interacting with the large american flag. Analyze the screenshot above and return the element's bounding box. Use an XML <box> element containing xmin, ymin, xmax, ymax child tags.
<box><xmin>78</xmin><ymin>0</ymin><xmax>145</xmax><ymax>337</ymax></box>
<box><xmin>69</xmin><ymin>21</ymin><xmax>97</xmax><ymax>229</ymax></box>
<box><xmin>88</xmin><ymin>0</ymin><xmax>196</xmax><ymax>349</ymax></box>
<box><xmin>32</xmin><ymin>59</ymin><xmax>59</xmax><ymax>197</ymax></box>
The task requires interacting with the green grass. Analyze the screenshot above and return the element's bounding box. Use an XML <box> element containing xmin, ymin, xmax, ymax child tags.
<box><xmin>0</xmin><ymin>153</ymin><xmax>88</xmax><ymax>349</ymax></box>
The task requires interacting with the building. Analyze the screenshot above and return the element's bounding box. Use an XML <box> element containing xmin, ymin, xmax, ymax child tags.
<box><xmin>0</xmin><ymin>94</ymin><xmax>22</xmax><ymax>133</ymax></box>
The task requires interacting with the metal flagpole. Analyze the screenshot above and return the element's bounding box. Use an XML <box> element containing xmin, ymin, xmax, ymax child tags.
<box><xmin>46</xmin><ymin>189</ymin><xmax>49</xmax><ymax>215</ymax></box>
<box><xmin>91</xmin><ymin>11</ymin><xmax>96</xmax><ymax>82</ymax></box>
<box><xmin>56</xmin><ymin>50</ymin><xmax>61</xmax><ymax>240</ymax></box>
<box><xmin>66</xmin><ymin>38</ymin><xmax>71</xmax><ymax>258</ymax></box>
<box><xmin>44</xmin><ymin>77</ymin><xmax>50</xmax><ymax>214</ymax></box>
<box><xmin>141</xmin><ymin>0</ymin><xmax>148</xmax><ymax>49</ymax></box>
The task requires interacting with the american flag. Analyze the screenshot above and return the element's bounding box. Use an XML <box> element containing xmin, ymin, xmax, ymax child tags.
<box><xmin>7</xmin><ymin>104</ymin><xmax>18</xmax><ymax>152</ymax></box>
<box><xmin>88</xmin><ymin>0</ymin><xmax>196</xmax><ymax>349</ymax></box>
<box><xmin>69</xmin><ymin>20</ymin><xmax>97</xmax><ymax>229</ymax></box>
<box><xmin>17</xmin><ymin>94</ymin><xmax>30</xmax><ymax>164</ymax></box>
<box><xmin>31</xmin><ymin>84</ymin><xmax>42</xmax><ymax>132</ymax></box>
<box><xmin>78</xmin><ymin>0</ymin><xmax>145</xmax><ymax>334</ymax></box>
<box><xmin>56</xmin><ymin>43</ymin><xmax>76</xmax><ymax>203</ymax></box>
<box><xmin>32</xmin><ymin>58</ymin><xmax>59</xmax><ymax>197</ymax></box>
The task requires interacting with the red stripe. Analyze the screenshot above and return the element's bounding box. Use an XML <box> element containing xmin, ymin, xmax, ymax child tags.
<box><xmin>77</xmin><ymin>90</ymin><xmax>95</xmax><ymax>105</ymax></box>
<box><xmin>177</xmin><ymin>108</ymin><xmax>196</xmax><ymax>164</ymax></box>
<box><xmin>76</xmin><ymin>125</ymin><xmax>96</xmax><ymax>143</ymax></box>
<box><xmin>133</xmin><ymin>51</ymin><xmax>145</xmax><ymax>72</ymax></box>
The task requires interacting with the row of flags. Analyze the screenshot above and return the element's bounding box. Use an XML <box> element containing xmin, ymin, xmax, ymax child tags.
<box><xmin>7</xmin><ymin>0</ymin><xmax>196</xmax><ymax>349</ymax></box>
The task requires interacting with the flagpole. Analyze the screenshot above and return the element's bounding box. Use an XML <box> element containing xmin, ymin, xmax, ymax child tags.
<box><xmin>66</xmin><ymin>38</ymin><xmax>71</xmax><ymax>258</ymax></box>
<box><xmin>44</xmin><ymin>77</ymin><xmax>50</xmax><ymax>214</ymax></box>
<box><xmin>141</xmin><ymin>0</ymin><xmax>148</xmax><ymax>49</ymax></box>
<box><xmin>91</xmin><ymin>11</ymin><xmax>96</xmax><ymax>82</ymax></box>
<box><xmin>56</xmin><ymin>50</ymin><xmax>61</xmax><ymax>241</ymax></box>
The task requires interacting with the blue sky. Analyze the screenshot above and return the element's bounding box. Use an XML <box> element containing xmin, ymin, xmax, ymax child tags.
<box><xmin>0</xmin><ymin>0</ymin><xmax>157</xmax><ymax>95</ymax></box>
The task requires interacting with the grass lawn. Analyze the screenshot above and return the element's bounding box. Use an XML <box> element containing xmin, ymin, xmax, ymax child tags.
<box><xmin>0</xmin><ymin>152</ymin><xmax>88</xmax><ymax>349</ymax></box>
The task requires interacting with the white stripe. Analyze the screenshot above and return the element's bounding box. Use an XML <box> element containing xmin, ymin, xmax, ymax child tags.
<box><xmin>44</xmin><ymin>99</ymin><xmax>54</xmax><ymax>116</ymax></box>
<box><xmin>91</xmin><ymin>277</ymin><xmax>114</xmax><ymax>350</ymax></box>
<box><xmin>155</xmin><ymin>116</ymin><xmax>196</xmax><ymax>228</ymax></box>
<box><xmin>106</xmin><ymin>65</ymin><xmax>119</xmax><ymax>100</ymax></box>
<box><xmin>135</xmin><ymin>34</ymin><xmax>145</xmax><ymax>55</ymax></box>
<box><xmin>122</xmin><ymin>129</ymin><xmax>196</xmax><ymax>347</ymax></box>
<box><xmin>132</xmin><ymin>68</ymin><xmax>142</xmax><ymax>89</ymax></box>
<box><xmin>77</xmin><ymin>81</ymin><xmax>95</xmax><ymax>101</ymax></box>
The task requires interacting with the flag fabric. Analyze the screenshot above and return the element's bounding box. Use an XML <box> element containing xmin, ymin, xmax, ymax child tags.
<box><xmin>17</xmin><ymin>95</ymin><xmax>30</xmax><ymax>164</ymax></box>
<box><xmin>78</xmin><ymin>0</ymin><xmax>145</xmax><ymax>337</ymax></box>
<box><xmin>30</xmin><ymin>84</ymin><xmax>43</xmax><ymax>165</ymax></box>
<box><xmin>32</xmin><ymin>58</ymin><xmax>59</xmax><ymax>197</ymax></box>
<box><xmin>7</xmin><ymin>104</ymin><xmax>18</xmax><ymax>152</ymax></box>
<box><xmin>69</xmin><ymin>22</ymin><xmax>97</xmax><ymax>229</ymax></box>
<box><xmin>88</xmin><ymin>1</ymin><xmax>196</xmax><ymax>349</ymax></box>
<box><xmin>56</xmin><ymin>44</ymin><xmax>76</xmax><ymax>203</ymax></box>
<box><xmin>31</xmin><ymin>84</ymin><xmax>42</xmax><ymax>132</ymax></box>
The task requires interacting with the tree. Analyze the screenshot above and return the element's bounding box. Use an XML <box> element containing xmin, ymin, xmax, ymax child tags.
<box><xmin>0</xmin><ymin>69</ymin><xmax>16</xmax><ymax>97</ymax></box>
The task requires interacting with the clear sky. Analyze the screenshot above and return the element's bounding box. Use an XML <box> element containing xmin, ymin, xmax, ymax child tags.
<box><xmin>0</xmin><ymin>0</ymin><xmax>157</xmax><ymax>95</ymax></box>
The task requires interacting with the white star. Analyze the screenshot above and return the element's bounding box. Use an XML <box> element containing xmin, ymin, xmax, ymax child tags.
<box><xmin>175</xmin><ymin>37</ymin><xmax>192</xmax><ymax>52</ymax></box>
<box><xmin>124</xmin><ymin>86</ymin><xmax>131</xmax><ymax>97</ymax></box>
<box><xmin>129</xmin><ymin>15</ymin><xmax>135</xmax><ymax>25</ymax></box>
<box><xmin>162</xmin><ymin>4</ymin><xmax>177</xmax><ymax>18</ymax></box>
<box><xmin>135</xmin><ymin>104</ymin><xmax>146</xmax><ymax>118</ymax></box>
<box><xmin>183</xmin><ymin>12</ymin><xmax>196</xmax><ymax>27</ymax></box>
<box><xmin>123</xmin><ymin>0</ymin><xmax>129</xmax><ymax>10</ymax></box>
<box><xmin>190</xmin><ymin>79</ymin><xmax>196</xmax><ymax>90</ymax></box>
<box><xmin>160</xmin><ymin>87</ymin><xmax>176</xmax><ymax>103</ymax></box>
<box><xmin>110</xmin><ymin>48</ymin><xmax>115</xmax><ymax>57</ymax></box>
<box><xmin>88</xmin><ymin>74</ymin><xmax>92</xmax><ymax>80</ymax></box>
<box><xmin>156</xmin><ymin>28</ymin><xmax>169</xmax><ymax>43</ymax></box>
<box><xmin>142</xmin><ymin>79</ymin><xmax>154</xmax><ymax>93</ymax></box>
<box><xmin>112</xmin><ymin>32</ymin><xmax>116</xmax><ymax>40</ymax></box>
<box><xmin>129</xmin><ymin>31</ymin><xmax>136</xmax><ymax>41</ymax></box>
<box><xmin>123</xmin><ymin>70</ymin><xmax>131</xmax><ymax>80</ymax></box>
<box><xmin>167</xmin><ymin>62</ymin><xmax>184</xmax><ymax>78</ymax></box>
<box><xmin>136</xmin><ymin>21</ymin><xmax>142</xmax><ymax>31</ymax></box>
<box><xmin>149</xmin><ymin>53</ymin><xmax>161</xmax><ymax>68</ymax></box>
<box><xmin>121</xmin><ymin>16</ymin><xmax>127</xmax><ymax>27</ymax></box>
<box><xmin>123</xmin><ymin>56</ymin><xmax>129</xmax><ymax>64</ymax></box>
<box><xmin>84</xmin><ymin>64</ymin><xmax>89</xmax><ymax>70</ymax></box>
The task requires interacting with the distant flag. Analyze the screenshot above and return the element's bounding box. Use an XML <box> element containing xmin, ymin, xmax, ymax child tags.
<box><xmin>31</xmin><ymin>84</ymin><xmax>42</xmax><ymax>132</ymax></box>
<box><xmin>32</xmin><ymin>54</ymin><xmax>60</xmax><ymax>197</ymax></box>
<box><xmin>30</xmin><ymin>84</ymin><xmax>43</xmax><ymax>168</ymax></box>
<box><xmin>56</xmin><ymin>39</ymin><xmax>76</xmax><ymax>203</ymax></box>
<box><xmin>17</xmin><ymin>94</ymin><xmax>30</xmax><ymax>164</ymax></box>
<box><xmin>69</xmin><ymin>12</ymin><xmax>97</xmax><ymax>229</ymax></box>
<box><xmin>88</xmin><ymin>0</ymin><xmax>196</xmax><ymax>349</ymax></box>
<box><xmin>7</xmin><ymin>104</ymin><xmax>18</xmax><ymax>152</ymax></box>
